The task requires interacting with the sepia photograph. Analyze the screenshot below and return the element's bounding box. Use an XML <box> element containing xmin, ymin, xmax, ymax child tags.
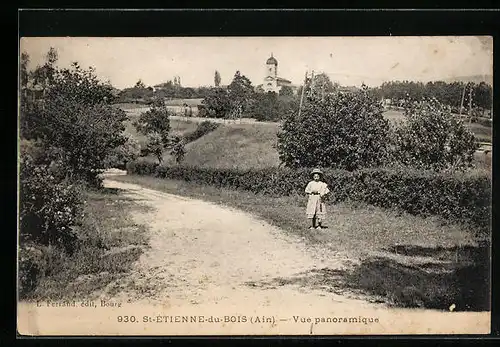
<box><xmin>17</xmin><ymin>35</ymin><xmax>492</xmax><ymax>335</ymax></box>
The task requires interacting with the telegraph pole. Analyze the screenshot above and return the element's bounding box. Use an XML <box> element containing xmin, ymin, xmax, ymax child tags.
<box><xmin>297</xmin><ymin>71</ymin><xmax>308</xmax><ymax>118</ymax></box>
<box><xmin>468</xmin><ymin>83</ymin><xmax>473</xmax><ymax>124</ymax></box>
<box><xmin>310</xmin><ymin>70</ymin><xmax>315</xmax><ymax>94</ymax></box>
<box><xmin>459</xmin><ymin>83</ymin><xmax>466</xmax><ymax>117</ymax></box>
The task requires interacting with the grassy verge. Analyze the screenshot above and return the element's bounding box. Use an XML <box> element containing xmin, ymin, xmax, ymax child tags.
<box><xmin>25</xmin><ymin>187</ymin><xmax>150</xmax><ymax>300</ymax></box>
<box><xmin>108</xmin><ymin>174</ymin><xmax>489</xmax><ymax>311</ymax></box>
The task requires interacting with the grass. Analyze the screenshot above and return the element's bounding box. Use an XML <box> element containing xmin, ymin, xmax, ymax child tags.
<box><xmin>163</xmin><ymin>98</ymin><xmax>204</xmax><ymax>107</ymax></box>
<box><xmin>166</xmin><ymin>122</ymin><xmax>281</xmax><ymax>169</ymax></box>
<box><xmin>113</xmin><ymin>102</ymin><xmax>149</xmax><ymax>110</ymax></box>
<box><xmin>467</xmin><ymin>122</ymin><xmax>492</xmax><ymax>143</ymax></box>
<box><xmin>23</xmin><ymin>187</ymin><xmax>150</xmax><ymax>300</ymax></box>
<box><xmin>109</xmin><ymin>174</ymin><xmax>489</xmax><ymax>311</ymax></box>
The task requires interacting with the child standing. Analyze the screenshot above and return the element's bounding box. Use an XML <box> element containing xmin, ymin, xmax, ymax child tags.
<box><xmin>305</xmin><ymin>168</ymin><xmax>330</xmax><ymax>230</ymax></box>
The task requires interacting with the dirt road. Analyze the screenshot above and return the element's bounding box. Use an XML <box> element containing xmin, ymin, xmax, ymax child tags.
<box><xmin>101</xmin><ymin>178</ymin><xmax>379</xmax><ymax>311</ymax></box>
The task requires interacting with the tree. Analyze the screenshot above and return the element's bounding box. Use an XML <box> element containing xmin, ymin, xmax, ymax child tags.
<box><xmin>251</xmin><ymin>92</ymin><xmax>279</xmax><ymax>121</ymax></box>
<box><xmin>227</xmin><ymin>71</ymin><xmax>254</xmax><ymax>119</ymax></box>
<box><xmin>104</xmin><ymin>135</ymin><xmax>141</xmax><ymax>170</ymax></box>
<box><xmin>135</xmin><ymin>79</ymin><xmax>146</xmax><ymax>89</ymax></box>
<box><xmin>21</xmin><ymin>53</ymin><xmax>127</xmax><ymax>185</ymax></box>
<box><xmin>201</xmin><ymin>87</ymin><xmax>231</xmax><ymax>118</ymax></box>
<box><xmin>214</xmin><ymin>70</ymin><xmax>221</xmax><ymax>87</ymax></box>
<box><xmin>474</xmin><ymin>82</ymin><xmax>493</xmax><ymax>115</ymax></box>
<box><xmin>277</xmin><ymin>87</ymin><xmax>390</xmax><ymax>170</ymax></box>
<box><xmin>312</xmin><ymin>73</ymin><xmax>338</xmax><ymax>95</ymax></box>
<box><xmin>279</xmin><ymin>85</ymin><xmax>294</xmax><ymax>97</ymax></box>
<box><xmin>170</xmin><ymin>136</ymin><xmax>186</xmax><ymax>164</ymax></box>
<box><xmin>30</xmin><ymin>47</ymin><xmax>59</xmax><ymax>95</ymax></box>
<box><xmin>393</xmin><ymin>98</ymin><xmax>477</xmax><ymax>171</ymax></box>
<box><xmin>20</xmin><ymin>52</ymin><xmax>30</xmax><ymax>89</ymax></box>
<box><xmin>133</xmin><ymin>98</ymin><xmax>171</xmax><ymax>163</ymax></box>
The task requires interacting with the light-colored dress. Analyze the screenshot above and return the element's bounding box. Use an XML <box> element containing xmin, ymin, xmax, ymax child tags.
<box><xmin>305</xmin><ymin>180</ymin><xmax>330</xmax><ymax>220</ymax></box>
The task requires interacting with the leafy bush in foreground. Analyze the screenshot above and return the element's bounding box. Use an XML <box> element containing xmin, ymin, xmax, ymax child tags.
<box><xmin>393</xmin><ymin>99</ymin><xmax>478</xmax><ymax>171</ymax></box>
<box><xmin>277</xmin><ymin>88</ymin><xmax>391</xmax><ymax>170</ymax></box>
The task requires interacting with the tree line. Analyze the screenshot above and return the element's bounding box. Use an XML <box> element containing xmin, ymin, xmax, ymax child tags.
<box><xmin>369</xmin><ymin>80</ymin><xmax>493</xmax><ymax>115</ymax></box>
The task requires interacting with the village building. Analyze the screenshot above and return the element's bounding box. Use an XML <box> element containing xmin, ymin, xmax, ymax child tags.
<box><xmin>257</xmin><ymin>54</ymin><xmax>299</xmax><ymax>95</ymax></box>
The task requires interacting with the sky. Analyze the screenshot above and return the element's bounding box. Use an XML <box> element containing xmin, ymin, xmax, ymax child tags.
<box><xmin>20</xmin><ymin>36</ymin><xmax>493</xmax><ymax>89</ymax></box>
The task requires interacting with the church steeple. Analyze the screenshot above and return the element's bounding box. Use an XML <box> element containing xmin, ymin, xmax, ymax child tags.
<box><xmin>266</xmin><ymin>53</ymin><xmax>278</xmax><ymax>66</ymax></box>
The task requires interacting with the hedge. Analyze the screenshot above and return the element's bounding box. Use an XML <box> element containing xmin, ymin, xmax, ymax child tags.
<box><xmin>126</xmin><ymin>161</ymin><xmax>491</xmax><ymax>231</ymax></box>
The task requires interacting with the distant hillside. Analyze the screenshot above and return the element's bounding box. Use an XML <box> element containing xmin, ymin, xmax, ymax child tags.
<box><xmin>443</xmin><ymin>74</ymin><xmax>493</xmax><ymax>86</ymax></box>
<box><xmin>164</xmin><ymin>123</ymin><xmax>281</xmax><ymax>169</ymax></box>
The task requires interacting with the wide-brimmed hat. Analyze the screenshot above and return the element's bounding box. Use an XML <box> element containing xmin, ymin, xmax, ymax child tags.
<box><xmin>311</xmin><ymin>168</ymin><xmax>323</xmax><ymax>177</ymax></box>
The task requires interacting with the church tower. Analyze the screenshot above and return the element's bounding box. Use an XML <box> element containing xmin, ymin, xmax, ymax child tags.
<box><xmin>264</xmin><ymin>53</ymin><xmax>278</xmax><ymax>92</ymax></box>
<box><xmin>266</xmin><ymin>53</ymin><xmax>278</xmax><ymax>78</ymax></box>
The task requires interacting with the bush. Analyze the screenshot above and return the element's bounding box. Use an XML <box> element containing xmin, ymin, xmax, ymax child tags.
<box><xmin>127</xmin><ymin>162</ymin><xmax>490</xmax><ymax>231</ymax></box>
<box><xmin>277</xmin><ymin>88</ymin><xmax>391</xmax><ymax>170</ymax></box>
<box><xmin>393</xmin><ymin>99</ymin><xmax>477</xmax><ymax>171</ymax></box>
<box><xmin>104</xmin><ymin>136</ymin><xmax>141</xmax><ymax>170</ymax></box>
<box><xmin>19</xmin><ymin>155</ymin><xmax>84</xmax><ymax>254</ymax></box>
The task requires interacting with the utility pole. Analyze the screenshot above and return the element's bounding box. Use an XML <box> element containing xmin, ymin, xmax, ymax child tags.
<box><xmin>459</xmin><ymin>83</ymin><xmax>466</xmax><ymax>117</ymax></box>
<box><xmin>297</xmin><ymin>71</ymin><xmax>308</xmax><ymax>118</ymax></box>
<box><xmin>468</xmin><ymin>83</ymin><xmax>473</xmax><ymax>124</ymax></box>
<box><xmin>310</xmin><ymin>70</ymin><xmax>315</xmax><ymax>94</ymax></box>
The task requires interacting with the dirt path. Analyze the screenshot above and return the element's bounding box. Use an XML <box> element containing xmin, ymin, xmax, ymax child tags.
<box><xmin>100</xmin><ymin>178</ymin><xmax>381</xmax><ymax>312</ymax></box>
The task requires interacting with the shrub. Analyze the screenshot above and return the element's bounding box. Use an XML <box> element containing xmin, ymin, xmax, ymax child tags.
<box><xmin>19</xmin><ymin>155</ymin><xmax>84</xmax><ymax>254</ymax></box>
<box><xmin>127</xmin><ymin>162</ymin><xmax>490</xmax><ymax>231</ymax></box>
<box><xmin>277</xmin><ymin>88</ymin><xmax>391</xmax><ymax>170</ymax></box>
<box><xmin>104</xmin><ymin>136</ymin><xmax>141</xmax><ymax>170</ymax></box>
<box><xmin>393</xmin><ymin>99</ymin><xmax>478</xmax><ymax>171</ymax></box>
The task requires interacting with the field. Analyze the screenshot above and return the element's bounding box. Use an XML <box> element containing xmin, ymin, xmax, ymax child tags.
<box><xmin>163</xmin><ymin>98</ymin><xmax>204</xmax><ymax>107</ymax></box>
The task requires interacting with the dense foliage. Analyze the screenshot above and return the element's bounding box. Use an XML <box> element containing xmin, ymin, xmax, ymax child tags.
<box><xmin>370</xmin><ymin>80</ymin><xmax>492</xmax><ymax>115</ymax></box>
<box><xmin>393</xmin><ymin>98</ymin><xmax>478</xmax><ymax>171</ymax></box>
<box><xmin>22</xmin><ymin>62</ymin><xmax>128</xmax><ymax>185</ymax></box>
<box><xmin>277</xmin><ymin>88</ymin><xmax>391</xmax><ymax>170</ymax></box>
<box><xmin>19</xmin><ymin>48</ymin><xmax>129</xmax><ymax>296</ymax></box>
